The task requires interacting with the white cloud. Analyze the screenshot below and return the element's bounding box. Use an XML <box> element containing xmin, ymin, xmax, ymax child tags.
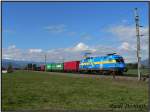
<box><xmin>119</xmin><ymin>42</ymin><xmax>130</xmax><ymax>51</ymax></box>
<box><xmin>2</xmin><ymin>43</ymin><xmax>96</xmax><ymax>62</ymax></box>
<box><xmin>2</xmin><ymin>45</ymin><xmax>44</xmax><ymax>62</ymax></box>
<box><xmin>3</xmin><ymin>54</ymin><xmax>12</xmax><ymax>60</ymax></box>
<box><xmin>29</xmin><ymin>49</ymin><xmax>42</xmax><ymax>53</ymax></box>
<box><xmin>73</xmin><ymin>42</ymin><xmax>89</xmax><ymax>51</ymax></box>
<box><xmin>2</xmin><ymin>45</ymin><xmax>22</xmax><ymax>61</ymax></box>
<box><xmin>8</xmin><ymin>45</ymin><xmax>16</xmax><ymax>49</ymax></box>
<box><xmin>108</xmin><ymin>25</ymin><xmax>135</xmax><ymax>42</ymax></box>
<box><xmin>2</xmin><ymin>43</ymin><xmax>133</xmax><ymax>63</ymax></box>
<box><xmin>108</xmin><ymin>25</ymin><xmax>148</xmax><ymax>43</ymax></box>
<box><xmin>64</xmin><ymin>42</ymin><xmax>96</xmax><ymax>53</ymax></box>
<box><xmin>107</xmin><ymin>24</ymin><xmax>148</xmax><ymax>62</ymax></box>
<box><xmin>2</xmin><ymin>24</ymin><xmax>149</xmax><ymax>64</ymax></box>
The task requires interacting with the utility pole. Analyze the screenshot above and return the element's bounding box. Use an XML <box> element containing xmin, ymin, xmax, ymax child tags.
<box><xmin>44</xmin><ymin>54</ymin><xmax>47</xmax><ymax>71</ymax></box>
<box><xmin>148</xmin><ymin>3</ymin><xmax>150</xmax><ymax>112</ymax></box>
<box><xmin>134</xmin><ymin>8</ymin><xmax>141</xmax><ymax>81</ymax></box>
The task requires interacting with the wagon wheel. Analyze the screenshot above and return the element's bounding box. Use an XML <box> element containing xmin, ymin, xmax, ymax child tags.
<box><xmin>99</xmin><ymin>70</ymin><xmax>103</xmax><ymax>75</ymax></box>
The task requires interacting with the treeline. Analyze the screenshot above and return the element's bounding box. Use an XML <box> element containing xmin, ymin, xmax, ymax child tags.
<box><xmin>126</xmin><ymin>63</ymin><xmax>146</xmax><ymax>69</ymax></box>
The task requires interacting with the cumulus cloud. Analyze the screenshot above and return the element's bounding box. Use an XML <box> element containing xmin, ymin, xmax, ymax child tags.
<box><xmin>107</xmin><ymin>24</ymin><xmax>148</xmax><ymax>62</ymax></box>
<box><xmin>73</xmin><ymin>42</ymin><xmax>89</xmax><ymax>51</ymax></box>
<box><xmin>29</xmin><ymin>49</ymin><xmax>43</xmax><ymax>53</ymax></box>
<box><xmin>2</xmin><ymin>24</ymin><xmax>149</xmax><ymax>64</ymax></box>
<box><xmin>1</xmin><ymin>42</ymin><xmax>137</xmax><ymax>63</ymax></box>
<box><xmin>108</xmin><ymin>25</ymin><xmax>135</xmax><ymax>42</ymax></box>
<box><xmin>119</xmin><ymin>42</ymin><xmax>130</xmax><ymax>51</ymax></box>
<box><xmin>2</xmin><ymin>43</ymin><xmax>97</xmax><ymax>62</ymax></box>
<box><xmin>2</xmin><ymin>45</ymin><xmax>44</xmax><ymax>62</ymax></box>
<box><xmin>64</xmin><ymin>42</ymin><xmax>96</xmax><ymax>53</ymax></box>
<box><xmin>108</xmin><ymin>25</ymin><xmax>148</xmax><ymax>43</ymax></box>
<box><xmin>8</xmin><ymin>45</ymin><xmax>16</xmax><ymax>49</ymax></box>
<box><xmin>2</xmin><ymin>46</ymin><xmax>22</xmax><ymax>61</ymax></box>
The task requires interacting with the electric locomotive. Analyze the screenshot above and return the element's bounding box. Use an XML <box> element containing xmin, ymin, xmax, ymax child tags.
<box><xmin>79</xmin><ymin>53</ymin><xmax>127</xmax><ymax>75</ymax></box>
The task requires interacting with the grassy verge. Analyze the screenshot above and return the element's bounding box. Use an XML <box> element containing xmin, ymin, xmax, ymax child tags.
<box><xmin>124</xmin><ymin>69</ymin><xmax>149</xmax><ymax>77</ymax></box>
<box><xmin>2</xmin><ymin>70</ymin><xmax>148</xmax><ymax>111</ymax></box>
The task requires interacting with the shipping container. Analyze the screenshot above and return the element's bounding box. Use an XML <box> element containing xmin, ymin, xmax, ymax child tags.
<box><xmin>51</xmin><ymin>63</ymin><xmax>64</xmax><ymax>71</ymax></box>
<box><xmin>32</xmin><ymin>64</ymin><xmax>37</xmax><ymax>71</ymax></box>
<box><xmin>27</xmin><ymin>63</ymin><xmax>32</xmax><ymax>70</ymax></box>
<box><xmin>27</xmin><ymin>63</ymin><xmax>37</xmax><ymax>70</ymax></box>
<box><xmin>64</xmin><ymin>61</ymin><xmax>80</xmax><ymax>72</ymax></box>
<box><xmin>46</xmin><ymin>64</ymin><xmax>52</xmax><ymax>71</ymax></box>
<box><xmin>36</xmin><ymin>66</ymin><xmax>41</xmax><ymax>71</ymax></box>
<box><xmin>40</xmin><ymin>65</ymin><xmax>45</xmax><ymax>71</ymax></box>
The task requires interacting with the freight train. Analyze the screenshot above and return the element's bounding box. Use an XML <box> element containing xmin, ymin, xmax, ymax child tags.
<box><xmin>27</xmin><ymin>53</ymin><xmax>127</xmax><ymax>75</ymax></box>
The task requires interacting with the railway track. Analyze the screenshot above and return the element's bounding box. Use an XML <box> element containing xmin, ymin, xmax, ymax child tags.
<box><xmin>31</xmin><ymin>70</ymin><xmax>149</xmax><ymax>82</ymax></box>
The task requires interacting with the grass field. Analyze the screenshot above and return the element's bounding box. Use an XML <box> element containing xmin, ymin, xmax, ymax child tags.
<box><xmin>124</xmin><ymin>68</ymin><xmax>149</xmax><ymax>77</ymax></box>
<box><xmin>2</xmin><ymin>70</ymin><xmax>148</xmax><ymax>111</ymax></box>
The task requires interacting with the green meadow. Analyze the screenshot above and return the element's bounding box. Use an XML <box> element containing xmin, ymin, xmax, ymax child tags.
<box><xmin>2</xmin><ymin>70</ymin><xmax>148</xmax><ymax>111</ymax></box>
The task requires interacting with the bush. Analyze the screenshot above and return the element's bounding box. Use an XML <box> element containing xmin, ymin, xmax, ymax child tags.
<box><xmin>126</xmin><ymin>63</ymin><xmax>138</xmax><ymax>69</ymax></box>
<box><xmin>7</xmin><ymin>63</ymin><xmax>13</xmax><ymax>73</ymax></box>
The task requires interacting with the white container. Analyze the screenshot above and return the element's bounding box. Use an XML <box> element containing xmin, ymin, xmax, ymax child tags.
<box><xmin>2</xmin><ymin>70</ymin><xmax>7</xmax><ymax>73</ymax></box>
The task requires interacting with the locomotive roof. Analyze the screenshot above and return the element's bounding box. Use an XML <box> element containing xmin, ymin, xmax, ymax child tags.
<box><xmin>86</xmin><ymin>54</ymin><xmax>122</xmax><ymax>59</ymax></box>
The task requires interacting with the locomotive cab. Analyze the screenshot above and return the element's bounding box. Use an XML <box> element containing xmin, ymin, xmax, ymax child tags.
<box><xmin>112</xmin><ymin>55</ymin><xmax>127</xmax><ymax>73</ymax></box>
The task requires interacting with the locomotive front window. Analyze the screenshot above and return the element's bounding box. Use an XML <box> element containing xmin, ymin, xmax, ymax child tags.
<box><xmin>120</xmin><ymin>58</ymin><xmax>124</xmax><ymax>62</ymax></box>
<box><xmin>116</xmin><ymin>59</ymin><xmax>120</xmax><ymax>62</ymax></box>
<box><xmin>116</xmin><ymin>58</ymin><xmax>124</xmax><ymax>63</ymax></box>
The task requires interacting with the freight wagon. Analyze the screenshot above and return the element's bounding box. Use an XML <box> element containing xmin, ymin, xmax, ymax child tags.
<box><xmin>51</xmin><ymin>63</ymin><xmax>64</xmax><ymax>72</ymax></box>
<box><xmin>46</xmin><ymin>64</ymin><xmax>52</xmax><ymax>72</ymax></box>
<box><xmin>27</xmin><ymin>63</ymin><xmax>37</xmax><ymax>71</ymax></box>
<box><xmin>40</xmin><ymin>65</ymin><xmax>45</xmax><ymax>71</ymax></box>
<box><xmin>64</xmin><ymin>61</ymin><xmax>80</xmax><ymax>72</ymax></box>
<box><xmin>46</xmin><ymin>63</ymin><xmax>64</xmax><ymax>72</ymax></box>
<box><xmin>36</xmin><ymin>66</ymin><xmax>41</xmax><ymax>71</ymax></box>
<box><xmin>27</xmin><ymin>63</ymin><xmax>33</xmax><ymax>70</ymax></box>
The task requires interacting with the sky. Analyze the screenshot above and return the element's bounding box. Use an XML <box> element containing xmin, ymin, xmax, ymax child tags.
<box><xmin>2</xmin><ymin>2</ymin><xmax>149</xmax><ymax>63</ymax></box>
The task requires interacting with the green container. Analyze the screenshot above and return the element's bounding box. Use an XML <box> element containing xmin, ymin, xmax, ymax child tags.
<box><xmin>46</xmin><ymin>64</ymin><xmax>52</xmax><ymax>71</ymax></box>
<box><xmin>51</xmin><ymin>63</ymin><xmax>64</xmax><ymax>71</ymax></box>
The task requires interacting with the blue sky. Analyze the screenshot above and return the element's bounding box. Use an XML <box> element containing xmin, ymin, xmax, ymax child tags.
<box><xmin>2</xmin><ymin>2</ymin><xmax>149</xmax><ymax>62</ymax></box>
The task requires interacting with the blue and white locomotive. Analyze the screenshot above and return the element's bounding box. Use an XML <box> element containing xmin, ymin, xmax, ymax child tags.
<box><xmin>79</xmin><ymin>53</ymin><xmax>127</xmax><ymax>75</ymax></box>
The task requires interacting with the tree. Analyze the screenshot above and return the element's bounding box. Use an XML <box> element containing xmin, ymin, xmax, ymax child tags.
<box><xmin>7</xmin><ymin>63</ymin><xmax>13</xmax><ymax>73</ymax></box>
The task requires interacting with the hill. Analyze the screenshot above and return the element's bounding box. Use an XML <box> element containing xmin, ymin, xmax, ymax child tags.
<box><xmin>2</xmin><ymin>59</ymin><xmax>45</xmax><ymax>69</ymax></box>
